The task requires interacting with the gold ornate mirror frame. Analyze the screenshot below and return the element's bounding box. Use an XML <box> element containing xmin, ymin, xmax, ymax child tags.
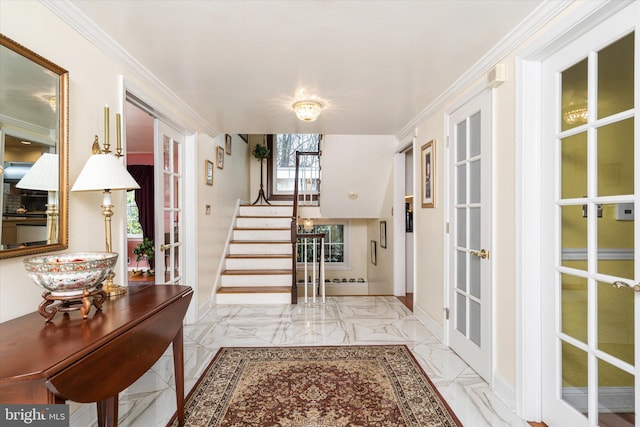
<box><xmin>0</xmin><ymin>34</ymin><xmax>68</xmax><ymax>258</ymax></box>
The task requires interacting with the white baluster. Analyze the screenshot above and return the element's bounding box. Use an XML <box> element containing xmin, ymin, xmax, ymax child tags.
<box><xmin>312</xmin><ymin>237</ymin><xmax>317</xmax><ymax>304</ymax></box>
<box><xmin>320</xmin><ymin>236</ymin><xmax>325</xmax><ymax>303</ymax></box>
<box><xmin>304</xmin><ymin>238</ymin><xmax>308</xmax><ymax>304</ymax></box>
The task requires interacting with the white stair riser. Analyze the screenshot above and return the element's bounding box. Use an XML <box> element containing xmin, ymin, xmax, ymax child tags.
<box><xmin>239</xmin><ymin>206</ymin><xmax>292</xmax><ymax>217</ymax></box>
<box><xmin>221</xmin><ymin>274</ymin><xmax>292</xmax><ymax>287</ymax></box>
<box><xmin>233</xmin><ymin>229</ymin><xmax>290</xmax><ymax>241</ymax></box>
<box><xmin>229</xmin><ymin>243</ymin><xmax>291</xmax><ymax>255</ymax></box>
<box><xmin>217</xmin><ymin>292</ymin><xmax>291</xmax><ymax>305</ymax></box>
<box><xmin>226</xmin><ymin>258</ymin><xmax>291</xmax><ymax>270</ymax></box>
<box><xmin>236</xmin><ymin>217</ymin><xmax>291</xmax><ymax>228</ymax></box>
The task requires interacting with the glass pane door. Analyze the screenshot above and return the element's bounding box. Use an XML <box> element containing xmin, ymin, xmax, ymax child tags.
<box><xmin>155</xmin><ymin>120</ymin><xmax>183</xmax><ymax>284</ymax></box>
<box><xmin>552</xmin><ymin>29</ymin><xmax>637</xmax><ymax>426</ymax></box>
<box><xmin>448</xmin><ymin>89</ymin><xmax>492</xmax><ymax>383</ymax></box>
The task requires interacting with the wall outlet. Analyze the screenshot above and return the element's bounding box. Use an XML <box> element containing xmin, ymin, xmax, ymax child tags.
<box><xmin>205</xmin><ymin>204</ymin><xmax>211</xmax><ymax>215</ymax></box>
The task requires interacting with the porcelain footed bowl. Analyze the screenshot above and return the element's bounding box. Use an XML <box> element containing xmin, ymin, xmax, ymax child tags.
<box><xmin>24</xmin><ymin>252</ymin><xmax>118</xmax><ymax>297</ymax></box>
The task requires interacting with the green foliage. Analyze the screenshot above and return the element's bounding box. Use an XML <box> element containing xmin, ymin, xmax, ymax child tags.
<box><xmin>133</xmin><ymin>237</ymin><xmax>155</xmax><ymax>264</ymax></box>
<box><xmin>251</xmin><ymin>144</ymin><xmax>270</xmax><ymax>161</ymax></box>
<box><xmin>126</xmin><ymin>191</ymin><xmax>143</xmax><ymax>235</ymax></box>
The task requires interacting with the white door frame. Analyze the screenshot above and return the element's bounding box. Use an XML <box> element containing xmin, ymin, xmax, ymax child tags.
<box><xmin>119</xmin><ymin>77</ymin><xmax>199</xmax><ymax>323</ymax></box>
<box><xmin>393</xmin><ymin>139</ymin><xmax>415</xmax><ymax>297</ymax></box>
<box><xmin>515</xmin><ymin>0</ymin><xmax>635</xmax><ymax>421</ymax></box>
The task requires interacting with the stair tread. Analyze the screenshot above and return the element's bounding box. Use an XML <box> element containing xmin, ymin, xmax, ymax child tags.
<box><xmin>217</xmin><ymin>286</ymin><xmax>290</xmax><ymax>294</ymax></box>
<box><xmin>227</xmin><ymin>254</ymin><xmax>292</xmax><ymax>259</ymax></box>
<box><xmin>231</xmin><ymin>240</ymin><xmax>291</xmax><ymax>244</ymax></box>
<box><xmin>234</xmin><ymin>227</ymin><xmax>290</xmax><ymax>231</ymax></box>
<box><xmin>237</xmin><ymin>215</ymin><xmax>291</xmax><ymax>219</ymax></box>
<box><xmin>241</xmin><ymin>204</ymin><xmax>293</xmax><ymax>206</ymax></box>
<box><xmin>222</xmin><ymin>269</ymin><xmax>292</xmax><ymax>275</ymax></box>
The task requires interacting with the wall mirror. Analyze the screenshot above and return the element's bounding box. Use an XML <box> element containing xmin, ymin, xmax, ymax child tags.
<box><xmin>0</xmin><ymin>34</ymin><xmax>68</xmax><ymax>258</ymax></box>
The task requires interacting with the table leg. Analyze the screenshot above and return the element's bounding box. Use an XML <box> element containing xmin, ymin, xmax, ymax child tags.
<box><xmin>96</xmin><ymin>395</ymin><xmax>118</xmax><ymax>427</ymax></box>
<box><xmin>172</xmin><ymin>325</ymin><xmax>185</xmax><ymax>426</ymax></box>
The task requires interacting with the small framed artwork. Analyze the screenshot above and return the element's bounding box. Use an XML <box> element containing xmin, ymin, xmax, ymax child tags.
<box><xmin>205</xmin><ymin>160</ymin><xmax>214</xmax><ymax>186</ymax></box>
<box><xmin>239</xmin><ymin>134</ymin><xmax>249</xmax><ymax>143</ymax></box>
<box><xmin>225</xmin><ymin>134</ymin><xmax>232</xmax><ymax>155</ymax></box>
<box><xmin>421</xmin><ymin>140</ymin><xmax>435</xmax><ymax>208</ymax></box>
<box><xmin>216</xmin><ymin>146</ymin><xmax>224</xmax><ymax>169</ymax></box>
<box><xmin>370</xmin><ymin>240</ymin><xmax>377</xmax><ymax>265</ymax></box>
<box><xmin>380</xmin><ymin>221</ymin><xmax>387</xmax><ymax>249</ymax></box>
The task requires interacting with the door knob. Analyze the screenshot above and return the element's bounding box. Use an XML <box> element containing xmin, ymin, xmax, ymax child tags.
<box><xmin>612</xmin><ymin>281</ymin><xmax>640</xmax><ymax>292</ymax></box>
<box><xmin>160</xmin><ymin>244</ymin><xmax>171</xmax><ymax>252</ymax></box>
<box><xmin>469</xmin><ymin>249</ymin><xmax>489</xmax><ymax>259</ymax></box>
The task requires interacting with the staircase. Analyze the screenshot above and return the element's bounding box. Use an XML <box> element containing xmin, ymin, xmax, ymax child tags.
<box><xmin>216</xmin><ymin>204</ymin><xmax>293</xmax><ymax>304</ymax></box>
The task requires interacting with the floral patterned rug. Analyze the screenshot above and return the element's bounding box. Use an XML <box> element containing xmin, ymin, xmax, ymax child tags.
<box><xmin>171</xmin><ymin>345</ymin><xmax>461</xmax><ymax>427</ymax></box>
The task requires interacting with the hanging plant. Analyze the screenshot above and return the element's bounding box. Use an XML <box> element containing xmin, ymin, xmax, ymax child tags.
<box><xmin>252</xmin><ymin>144</ymin><xmax>270</xmax><ymax>161</ymax></box>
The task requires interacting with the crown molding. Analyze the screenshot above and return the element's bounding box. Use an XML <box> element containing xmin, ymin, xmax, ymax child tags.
<box><xmin>395</xmin><ymin>0</ymin><xmax>573</xmax><ymax>141</ymax></box>
<box><xmin>41</xmin><ymin>0</ymin><xmax>219</xmax><ymax>137</ymax></box>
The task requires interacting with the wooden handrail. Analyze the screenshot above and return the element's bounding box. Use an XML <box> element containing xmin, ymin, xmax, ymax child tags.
<box><xmin>291</xmin><ymin>150</ymin><xmax>321</xmax><ymax>304</ymax></box>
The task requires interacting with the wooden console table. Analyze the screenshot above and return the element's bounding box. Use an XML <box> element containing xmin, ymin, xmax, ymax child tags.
<box><xmin>0</xmin><ymin>285</ymin><xmax>193</xmax><ymax>427</ymax></box>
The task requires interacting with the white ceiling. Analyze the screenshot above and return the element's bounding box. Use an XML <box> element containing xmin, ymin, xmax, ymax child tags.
<box><xmin>70</xmin><ymin>0</ymin><xmax>543</xmax><ymax>136</ymax></box>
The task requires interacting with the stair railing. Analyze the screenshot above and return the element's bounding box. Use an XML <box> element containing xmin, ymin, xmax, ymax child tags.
<box><xmin>291</xmin><ymin>150</ymin><xmax>323</xmax><ymax>304</ymax></box>
<box><xmin>298</xmin><ymin>233</ymin><xmax>326</xmax><ymax>304</ymax></box>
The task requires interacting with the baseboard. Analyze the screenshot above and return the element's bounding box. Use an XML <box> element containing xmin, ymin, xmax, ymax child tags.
<box><xmin>493</xmin><ymin>371</ymin><xmax>522</xmax><ymax>425</ymax></box>
<box><xmin>198</xmin><ymin>299</ymin><xmax>212</xmax><ymax>321</ymax></box>
<box><xmin>413</xmin><ymin>303</ymin><xmax>444</xmax><ymax>343</ymax></box>
<box><xmin>562</xmin><ymin>387</ymin><xmax>634</xmax><ymax>413</ymax></box>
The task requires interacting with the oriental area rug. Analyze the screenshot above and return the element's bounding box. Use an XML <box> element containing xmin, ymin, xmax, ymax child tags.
<box><xmin>170</xmin><ymin>345</ymin><xmax>462</xmax><ymax>427</ymax></box>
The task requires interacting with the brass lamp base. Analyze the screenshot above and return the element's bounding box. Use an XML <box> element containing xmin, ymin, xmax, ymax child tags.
<box><xmin>103</xmin><ymin>273</ymin><xmax>127</xmax><ymax>297</ymax></box>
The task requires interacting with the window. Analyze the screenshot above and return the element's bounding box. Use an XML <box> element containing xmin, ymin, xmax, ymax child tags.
<box><xmin>126</xmin><ymin>190</ymin><xmax>143</xmax><ymax>237</ymax></box>
<box><xmin>270</xmin><ymin>134</ymin><xmax>321</xmax><ymax>196</ymax></box>
<box><xmin>297</xmin><ymin>223</ymin><xmax>348</xmax><ymax>268</ymax></box>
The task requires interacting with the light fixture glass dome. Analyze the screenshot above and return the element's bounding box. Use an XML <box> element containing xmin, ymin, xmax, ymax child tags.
<box><xmin>292</xmin><ymin>99</ymin><xmax>323</xmax><ymax>122</ymax></box>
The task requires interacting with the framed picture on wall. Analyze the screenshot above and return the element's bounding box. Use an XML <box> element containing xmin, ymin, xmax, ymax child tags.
<box><xmin>216</xmin><ymin>146</ymin><xmax>224</xmax><ymax>169</ymax></box>
<box><xmin>205</xmin><ymin>160</ymin><xmax>214</xmax><ymax>186</ymax></box>
<box><xmin>225</xmin><ymin>134</ymin><xmax>232</xmax><ymax>155</ymax></box>
<box><xmin>370</xmin><ymin>240</ymin><xmax>377</xmax><ymax>265</ymax></box>
<box><xmin>380</xmin><ymin>221</ymin><xmax>387</xmax><ymax>248</ymax></box>
<box><xmin>421</xmin><ymin>140</ymin><xmax>435</xmax><ymax>208</ymax></box>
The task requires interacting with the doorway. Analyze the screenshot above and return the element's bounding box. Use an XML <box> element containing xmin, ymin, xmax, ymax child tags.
<box><xmin>393</xmin><ymin>142</ymin><xmax>415</xmax><ymax>312</ymax></box>
<box><xmin>124</xmin><ymin>101</ymin><xmax>155</xmax><ymax>283</ymax></box>
<box><xmin>539</xmin><ymin>7</ymin><xmax>638</xmax><ymax>426</ymax></box>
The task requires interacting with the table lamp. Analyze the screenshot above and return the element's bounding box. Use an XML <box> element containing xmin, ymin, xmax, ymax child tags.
<box><xmin>16</xmin><ymin>153</ymin><xmax>59</xmax><ymax>244</ymax></box>
<box><xmin>71</xmin><ymin>136</ymin><xmax>140</xmax><ymax>296</ymax></box>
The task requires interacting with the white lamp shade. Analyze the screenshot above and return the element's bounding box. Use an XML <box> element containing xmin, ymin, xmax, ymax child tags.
<box><xmin>71</xmin><ymin>153</ymin><xmax>140</xmax><ymax>192</ymax></box>
<box><xmin>16</xmin><ymin>153</ymin><xmax>59</xmax><ymax>192</ymax></box>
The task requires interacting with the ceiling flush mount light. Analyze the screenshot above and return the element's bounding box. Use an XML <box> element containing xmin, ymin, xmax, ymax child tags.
<box><xmin>563</xmin><ymin>106</ymin><xmax>588</xmax><ymax>125</ymax></box>
<box><xmin>292</xmin><ymin>99</ymin><xmax>324</xmax><ymax>122</ymax></box>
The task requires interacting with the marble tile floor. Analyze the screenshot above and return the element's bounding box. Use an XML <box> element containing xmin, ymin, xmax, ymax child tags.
<box><xmin>69</xmin><ymin>296</ymin><xmax>527</xmax><ymax>427</ymax></box>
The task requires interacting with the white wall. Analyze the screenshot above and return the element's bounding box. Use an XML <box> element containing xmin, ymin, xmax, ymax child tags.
<box><xmin>321</xmin><ymin>135</ymin><xmax>396</xmax><ymax>218</ymax></box>
<box><xmin>197</xmin><ymin>134</ymin><xmax>250</xmax><ymax>310</ymax></box>
<box><xmin>366</xmin><ymin>170</ymin><xmax>394</xmax><ymax>294</ymax></box>
<box><xmin>0</xmin><ymin>2</ymin><xmax>249</xmax><ymax>322</ymax></box>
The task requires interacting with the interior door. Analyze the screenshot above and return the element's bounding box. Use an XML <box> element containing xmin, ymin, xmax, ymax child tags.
<box><xmin>448</xmin><ymin>89</ymin><xmax>492</xmax><ymax>382</ymax></box>
<box><xmin>541</xmin><ymin>5</ymin><xmax>638</xmax><ymax>426</ymax></box>
<box><xmin>154</xmin><ymin>120</ymin><xmax>184</xmax><ymax>284</ymax></box>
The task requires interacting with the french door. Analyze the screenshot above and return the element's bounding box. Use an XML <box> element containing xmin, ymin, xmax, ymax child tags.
<box><xmin>448</xmin><ymin>89</ymin><xmax>493</xmax><ymax>383</ymax></box>
<box><xmin>154</xmin><ymin>120</ymin><xmax>184</xmax><ymax>284</ymax></box>
<box><xmin>541</xmin><ymin>5</ymin><xmax>639</xmax><ymax>426</ymax></box>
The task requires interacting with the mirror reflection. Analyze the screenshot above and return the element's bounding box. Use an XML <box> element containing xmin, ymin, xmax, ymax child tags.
<box><xmin>0</xmin><ymin>34</ymin><xmax>68</xmax><ymax>257</ymax></box>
